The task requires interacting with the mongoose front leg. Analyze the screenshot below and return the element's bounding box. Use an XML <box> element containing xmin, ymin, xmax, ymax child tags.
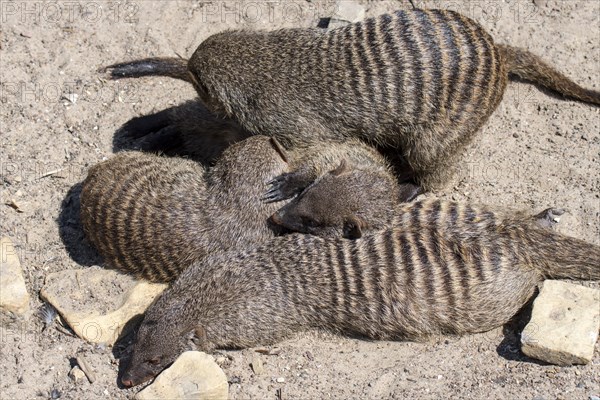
<box><xmin>263</xmin><ymin>170</ymin><xmax>315</xmax><ymax>203</ymax></box>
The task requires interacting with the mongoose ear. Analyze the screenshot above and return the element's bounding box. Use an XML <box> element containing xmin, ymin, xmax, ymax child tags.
<box><xmin>343</xmin><ymin>216</ymin><xmax>365</xmax><ymax>239</ymax></box>
<box><xmin>269</xmin><ymin>137</ymin><xmax>289</xmax><ymax>163</ymax></box>
<box><xmin>330</xmin><ymin>159</ymin><xmax>351</xmax><ymax>176</ymax></box>
<box><xmin>187</xmin><ymin>326</ymin><xmax>208</xmax><ymax>349</ymax></box>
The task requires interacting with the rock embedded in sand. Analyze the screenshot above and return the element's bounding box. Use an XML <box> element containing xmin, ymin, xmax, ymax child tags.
<box><xmin>39</xmin><ymin>266</ymin><xmax>167</xmax><ymax>344</ymax></box>
<box><xmin>328</xmin><ymin>0</ymin><xmax>365</xmax><ymax>29</ymax></box>
<box><xmin>521</xmin><ymin>280</ymin><xmax>600</xmax><ymax>365</ymax></box>
<box><xmin>68</xmin><ymin>366</ymin><xmax>86</xmax><ymax>383</ymax></box>
<box><xmin>0</xmin><ymin>236</ymin><xmax>30</xmax><ymax>315</ymax></box>
<box><xmin>135</xmin><ymin>351</ymin><xmax>228</xmax><ymax>400</ymax></box>
<box><xmin>251</xmin><ymin>353</ymin><xmax>264</xmax><ymax>375</ymax></box>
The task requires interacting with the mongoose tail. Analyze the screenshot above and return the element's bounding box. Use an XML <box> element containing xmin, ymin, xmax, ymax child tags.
<box><xmin>525</xmin><ymin>227</ymin><xmax>600</xmax><ymax>280</ymax></box>
<box><xmin>103</xmin><ymin>57</ymin><xmax>191</xmax><ymax>83</ymax></box>
<box><xmin>499</xmin><ymin>45</ymin><xmax>600</xmax><ymax>106</ymax></box>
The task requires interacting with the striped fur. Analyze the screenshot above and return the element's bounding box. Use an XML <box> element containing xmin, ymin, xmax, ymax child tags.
<box><xmin>80</xmin><ymin>136</ymin><xmax>289</xmax><ymax>282</ymax></box>
<box><xmin>122</xmin><ymin>198</ymin><xmax>600</xmax><ymax>387</ymax></box>
<box><xmin>80</xmin><ymin>137</ymin><xmax>396</xmax><ymax>282</ymax></box>
<box><xmin>106</xmin><ymin>8</ymin><xmax>599</xmax><ymax>193</ymax></box>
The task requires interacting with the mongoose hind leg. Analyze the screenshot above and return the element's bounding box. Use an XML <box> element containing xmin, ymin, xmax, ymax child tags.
<box><xmin>403</xmin><ymin>122</ymin><xmax>475</xmax><ymax>193</ymax></box>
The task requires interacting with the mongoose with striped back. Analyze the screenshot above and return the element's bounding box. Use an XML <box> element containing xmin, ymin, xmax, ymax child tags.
<box><xmin>269</xmin><ymin>160</ymin><xmax>566</xmax><ymax>238</ymax></box>
<box><xmin>120</xmin><ymin>198</ymin><xmax>600</xmax><ymax>387</ymax></box>
<box><xmin>105</xmin><ymin>8</ymin><xmax>600</xmax><ymax>198</ymax></box>
<box><xmin>80</xmin><ymin>136</ymin><xmax>398</xmax><ymax>282</ymax></box>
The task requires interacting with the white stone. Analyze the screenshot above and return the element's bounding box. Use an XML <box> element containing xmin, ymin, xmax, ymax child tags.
<box><xmin>521</xmin><ymin>280</ymin><xmax>600</xmax><ymax>365</ymax></box>
<box><xmin>0</xmin><ymin>237</ymin><xmax>30</xmax><ymax>315</ymax></box>
<box><xmin>40</xmin><ymin>267</ymin><xmax>167</xmax><ymax>344</ymax></box>
<box><xmin>136</xmin><ymin>352</ymin><xmax>228</xmax><ymax>400</ymax></box>
<box><xmin>68</xmin><ymin>366</ymin><xmax>86</xmax><ymax>383</ymax></box>
<box><xmin>328</xmin><ymin>1</ymin><xmax>365</xmax><ymax>29</ymax></box>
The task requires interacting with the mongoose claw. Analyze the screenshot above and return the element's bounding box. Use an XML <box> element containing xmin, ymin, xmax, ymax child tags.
<box><xmin>533</xmin><ymin>207</ymin><xmax>566</xmax><ymax>230</ymax></box>
<box><xmin>263</xmin><ymin>173</ymin><xmax>305</xmax><ymax>203</ymax></box>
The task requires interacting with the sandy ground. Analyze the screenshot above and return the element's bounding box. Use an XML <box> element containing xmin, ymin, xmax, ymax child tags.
<box><xmin>1</xmin><ymin>0</ymin><xmax>599</xmax><ymax>399</ymax></box>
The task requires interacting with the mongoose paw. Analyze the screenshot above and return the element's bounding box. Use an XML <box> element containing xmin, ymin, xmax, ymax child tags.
<box><xmin>263</xmin><ymin>172</ymin><xmax>307</xmax><ymax>203</ymax></box>
<box><xmin>533</xmin><ymin>207</ymin><xmax>565</xmax><ymax>229</ymax></box>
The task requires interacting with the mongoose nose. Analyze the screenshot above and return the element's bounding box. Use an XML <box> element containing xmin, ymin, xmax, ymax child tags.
<box><xmin>121</xmin><ymin>378</ymin><xmax>133</xmax><ymax>388</ymax></box>
<box><xmin>269</xmin><ymin>212</ymin><xmax>283</xmax><ymax>225</ymax></box>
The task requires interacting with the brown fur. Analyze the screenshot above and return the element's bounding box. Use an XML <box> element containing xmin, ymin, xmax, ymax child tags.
<box><xmin>81</xmin><ymin>137</ymin><xmax>397</xmax><ymax>282</ymax></box>
<box><xmin>80</xmin><ymin>136</ymin><xmax>287</xmax><ymax>282</ymax></box>
<box><xmin>105</xmin><ymin>8</ymin><xmax>599</xmax><ymax>194</ymax></box>
<box><xmin>269</xmin><ymin>170</ymin><xmax>567</xmax><ymax>239</ymax></box>
<box><xmin>269</xmin><ymin>158</ymin><xmax>402</xmax><ymax>239</ymax></box>
<box><xmin>121</xmin><ymin>198</ymin><xmax>600</xmax><ymax>387</ymax></box>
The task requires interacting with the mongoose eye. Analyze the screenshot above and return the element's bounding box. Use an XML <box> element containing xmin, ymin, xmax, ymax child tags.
<box><xmin>147</xmin><ymin>357</ymin><xmax>161</xmax><ymax>366</ymax></box>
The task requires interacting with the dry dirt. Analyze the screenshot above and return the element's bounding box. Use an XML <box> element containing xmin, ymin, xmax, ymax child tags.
<box><xmin>1</xmin><ymin>0</ymin><xmax>599</xmax><ymax>399</ymax></box>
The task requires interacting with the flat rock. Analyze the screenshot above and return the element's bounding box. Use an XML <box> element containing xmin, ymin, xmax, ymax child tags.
<box><xmin>328</xmin><ymin>0</ymin><xmax>365</xmax><ymax>29</ymax></box>
<box><xmin>136</xmin><ymin>351</ymin><xmax>228</xmax><ymax>400</ymax></box>
<box><xmin>40</xmin><ymin>266</ymin><xmax>167</xmax><ymax>344</ymax></box>
<box><xmin>251</xmin><ymin>353</ymin><xmax>264</xmax><ymax>375</ymax></box>
<box><xmin>0</xmin><ymin>236</ymin><xmax>30</xmax><ymax>315</ymax></box>
<box><xmin>521</xmin><ymin>280</ymin><xmax>600</xmax><ymax>365</ymax></box>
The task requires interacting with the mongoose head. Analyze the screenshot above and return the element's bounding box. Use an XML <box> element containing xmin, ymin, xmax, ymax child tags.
<box><xmin>269</xmin><ymin>160</ymin><xmax>398</xmax><ymax>239</ymax></box>
<box><xmin>120</xmin><ymin>302</ymin><xmax>211</xmax><ymax>387</ymax></box>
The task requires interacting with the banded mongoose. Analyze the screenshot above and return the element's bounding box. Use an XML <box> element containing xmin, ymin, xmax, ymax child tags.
<box><xmin>120</xmin><ymin>199</ymin><xmax>600</xmax><ymax>387</ymax></box>
<box><xmin>105</xmin><ymin>8</ymin><xmax>600</xmax><ymax>197</ymax></box>
<box><xmin>269</xmin><ymin>161</ymin><xmax>566</xmax><ymax>239</ymax></box>
<box><xmin>80</xmin><ymin>136</ymin><xmax>398</xmax><ymax>282</ymax></box>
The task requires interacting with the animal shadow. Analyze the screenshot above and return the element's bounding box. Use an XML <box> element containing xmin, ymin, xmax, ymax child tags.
<box><xmin>112</xmin><ymin>100</ymin><xmax>250</xmax><ymax>165</ymax></box>
<box><xmin>58</xmin><ymin>182</ymin><xmax>102</xmax><ymax>266</ymax></box>
<box><xmin>496</xmin><ymin>296</ymin><xmax>549</xmax><ymax>365</ymax></box>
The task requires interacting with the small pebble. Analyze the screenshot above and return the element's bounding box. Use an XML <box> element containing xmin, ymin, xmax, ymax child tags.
<box><xmin>68</xmin><ymin>366</ymin><xmax>86</xmax><ymax>383</ymax></box>
<box><xmin>276</xmin><ymin>377</ymin><xmax>285</xmax><ymax>383</ymax></box>
<box><xmin>251</xmin><ymin>353</ymin><xmax>264</xmax><ymax>375</ymax></box>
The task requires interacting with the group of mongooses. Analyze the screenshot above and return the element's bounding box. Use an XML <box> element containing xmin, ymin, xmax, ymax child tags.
<box><xmin>78</xmin><ymin>7</ymin><xmax>600</xmax><ymax>388</ymax></box>
<box><xmin>81</xmin><ymin>136</ymin><xmax>399</xmax><ymax>282</ymax></box>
